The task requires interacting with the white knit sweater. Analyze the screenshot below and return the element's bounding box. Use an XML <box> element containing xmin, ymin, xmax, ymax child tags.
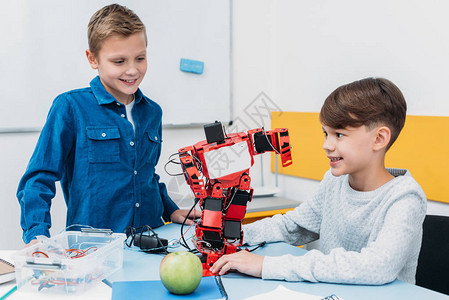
<box><xmin>243</xmin><ymin>168</ymin><xmax>427</xmax><ymax>284</ymax></box>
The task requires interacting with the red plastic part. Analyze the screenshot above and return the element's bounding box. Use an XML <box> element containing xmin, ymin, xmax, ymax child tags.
<box><xmin>202</xmin><ymin>210</ymin><xmax>222</xmax><ymax>228</ymax></box>
<box><xmin>178</xmin><ymin>127</ymin><xmax>293</xmax><ymax>277</ymax></box>
<box><xmin>225</xmin><ymin>204</ymin><xmax>247</xmax><ymax>220</ymax></box>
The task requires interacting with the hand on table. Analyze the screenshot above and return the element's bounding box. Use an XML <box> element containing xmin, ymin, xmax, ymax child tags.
<box><xmin>170</xmin><ymin>208</ymin><xmax>201</xmax><ymax>225</ymax></box>
<box><xmin>25</xmin><ymin>239</ymin><xmax>38</xmax><ymax>248</ymax></box>
<box><xmin>210</xmin><ymin>250</ymin><xmax>264</xmax><ymax>278</ymax></box>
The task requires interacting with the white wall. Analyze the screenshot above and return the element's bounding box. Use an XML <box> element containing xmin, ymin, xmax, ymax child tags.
<box><xmin>2</xmin><ymin>0</ymin><xmax>449</xmax><ymax>250</ymax></box>
<box><xmin>264</xmin><ymin>0</ymin><xmax>449</xmax><ymax>217</ymax></box>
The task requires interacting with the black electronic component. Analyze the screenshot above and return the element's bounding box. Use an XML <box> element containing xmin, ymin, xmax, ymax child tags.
<box><xmin>202</xmin><ymin>228</ymin><xmax>224</xmax><ymax>249</ymax></box>
<box><xmin>203</xmin><ymin>197</ymin><xmax>223</xmax><ymax>211</ymax></box>
<box><xmin>204</xmin><ymin>121</ymin><xmax>225</xmax><ymax>144</ymax></box>
<box><xmin>223</xmin><ymin>220</ymin><xmax>241</xmax><ymax>239</ymax></box>
<box><xmin>232</xmin><ymin>190</ymin><xmax>251</xmax><ymax>206</ymax></box>
<box><xmin>254</xmin><ymin>131</ymin><xmax>272</xmax><ymax>153</ymax></box>
<box><xmin>133</xmin><ymin>235</ymin><xmax>168</xmax><ymax>251</ymax></box>
<box><xmin>125</xmin><ymin>225</ymin><xmax>169</xmax><ymax>254</ymax></box>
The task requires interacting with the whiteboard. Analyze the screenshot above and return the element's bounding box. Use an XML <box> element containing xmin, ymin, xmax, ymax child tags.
<box><xmin>0</xmin><ymin>0</ymin><xmax>231</xmax><ymax>129</ymax></box>
<box><xmin>270</xmin><ymin>0</ymin><xmax>449</xmax><ymax>117</ymax></box>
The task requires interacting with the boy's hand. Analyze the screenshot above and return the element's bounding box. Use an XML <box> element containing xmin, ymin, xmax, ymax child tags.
<box><xmin>210</xmin><ymin>251</ymin><xmax>264</xmax><ymax>278</ymax></box>
<box><xmin>25</xmin><ymin>239</ymin><xmax>38</xmax><ymax>248</ymax></box>
<box><xmin>170</xmin><ymin>209</ymin><xmax>200</xmax><ymax>225</ymax></box>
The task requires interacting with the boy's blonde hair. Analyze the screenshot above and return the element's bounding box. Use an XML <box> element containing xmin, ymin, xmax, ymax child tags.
<box><xmin>88</xmin><ymin>4</ymin><xmax>147</xmax><ymax>56</ymax></box>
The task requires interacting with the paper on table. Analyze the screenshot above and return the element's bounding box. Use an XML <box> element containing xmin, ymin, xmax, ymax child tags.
<box><xmin>243</xmin><ymin>285</ymin><xmax>342</xmax><ymax>300</ymax></box>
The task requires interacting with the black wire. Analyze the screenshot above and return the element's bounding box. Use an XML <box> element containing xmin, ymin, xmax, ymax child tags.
<box><xmin>143</xmin><ymin>225</ymin><xmax>169</xmax><ymax>254</ymax></box>
<box><xmin>168</xmin><ymin>152</ymin><xmax>182</xmax><ymax>163</ymax></box>
<box><xmin>223</xmin><ymin>188</ymin><xmax>238</xmax><ymax>212</ymax></box>
<box><xmin>322</xmin><ymin>295</ymin><xmax>341</xmax><ymax>300</ymax></box>
<box><xmin>222</xmin><ymin>124</ymin><xmax>229</xmax><ymax>138</ymax></box>
<box><xmin>245</xmin><ymin>241</ymin><xmax>267</xmax><ymax>252</ymax></box>
<box><xmin>164</xmin><ymin>159</ymin><xmax>184</xmax><ymax>176</ymax></box>
<box><xmin>124</xmin><ymin>226</ymin><xmax>136</xmax><ymax>247</ymax></box>
<box><xmin>124</xmin><ymin>225</ymin><xmax>169</xmax><ymax>254</ymax></box>
<box><xmin>189</xmin><ymin>248</ymin><xmax>200</xmax><ymax>255</ymax></box>
<box><xmin>164</xmin><ymin>153</ymin><xmax>184</xmax><ymax>176</ymax></box>
<box><xmin>180</xmin><ymin>198</ymin><xmax>200</xmax><ymax>251</ymax></box>
<box><xmin>261</xmin><ymin>127</ymin><xmax>281</xmax><ymax>154</ymax></box>
<box><xmin>191</xmin><ymin>154</ymin><xmax>203</xmax><ymax>173</ymax></box>
<box><xmin>164</xmin><ymin>151</ymin><xmax>204</xmax><ymax>178</ymax></box>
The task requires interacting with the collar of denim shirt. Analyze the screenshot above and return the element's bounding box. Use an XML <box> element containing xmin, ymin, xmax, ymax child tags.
<box><xmin>89</xmin><ymin>76</ymin><xmax>147</xmax><ymax>106</ymax></box>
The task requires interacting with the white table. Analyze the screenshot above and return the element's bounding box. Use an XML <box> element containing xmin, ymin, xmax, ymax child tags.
<box><xmin>3</xmin><ymin>223</ymin><xmax>449</xmax><ymax>300</ymax></box>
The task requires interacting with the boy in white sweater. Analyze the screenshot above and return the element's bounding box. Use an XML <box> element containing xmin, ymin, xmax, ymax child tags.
<box><xmin>210</xmin><ymin>78</ymin><xmax>427</xmax><ymax>285</ymax></box>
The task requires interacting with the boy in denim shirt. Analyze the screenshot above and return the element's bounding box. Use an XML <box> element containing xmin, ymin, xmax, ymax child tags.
<box><xmin>18</xmin><ymin>4</ymin><xmax>195</xmax><ymax>245</ymax></box>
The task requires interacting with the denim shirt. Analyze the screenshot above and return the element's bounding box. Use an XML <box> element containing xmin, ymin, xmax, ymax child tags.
<box><xmin>17</xmin><ymin>76</ymin><xmax>179</xmax><ymax>243</ymax></box>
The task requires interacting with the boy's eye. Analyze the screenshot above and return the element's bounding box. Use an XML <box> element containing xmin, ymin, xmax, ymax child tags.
<box><xmin>114</xmin><ymin>60</ymin><xmax>124</xmax><ymax>64</ymax></box>
<box><xmin>336</xmin><ymin>133</ymin><xmax>344</xmax><ymax>138</ymax></box>
<box><xmin>137</xmin><ymin>56</ymin><xmax>146</xmax><ymax>61</ymax></box>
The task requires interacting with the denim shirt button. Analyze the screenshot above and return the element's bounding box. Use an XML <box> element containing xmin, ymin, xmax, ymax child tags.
<box><xmin>130</xmin><ymin>141</ymin><xmax>135</xmax><ymax>146</ymax></box>
<box><xmin>101</xmin><ymin>133</ymin><xmax>106</xmax><ymax>137</ymax></box>
<box><xmin>155</xmin><ymin>136</ymin><xmax>158</xmax><ymax>141</ymax></box>
<box><xmin>121</xmin><ymin>114</ymin><xmax>125</xmax><ymax>118</ymax></box>
<box><xmin>135</xmin><ymin>203</ymin><xmax>140</xmax><ymax>208</ymax></box>
<box><xmin>116</xmin><ymin>102</ymin><xmax>121</xmax><ymax>106</ymax></box>
<box><xmin>134</xmin><ymin>170</ymin><xmax>137</xmax><ymax>175</ymax></box>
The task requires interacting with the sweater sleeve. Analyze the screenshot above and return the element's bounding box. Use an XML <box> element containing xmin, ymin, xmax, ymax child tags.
<box><xmin>242</xmin><ymin>172</ymin><xmax>333</xmax><ymax>246</ymax></box>
<box><xmin>261</xmin><ymin>194</ymin><xmax>425</xmax><ymax>284</ymax></box>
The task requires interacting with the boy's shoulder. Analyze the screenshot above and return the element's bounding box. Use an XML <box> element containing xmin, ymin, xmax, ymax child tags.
<box><xmin>387</xmin><ymin>168</ymin><xmax>420</xmax><ymax>187</ymax></box>
<box><xmin>53</xmin><ymin>86</ymin><xmax>93</xmax><ymax>103</ymax></box>
<box><xmin>137</xmin><ymin>92</ymin><xmax>163</xmax><ymax>120</ymax></box>
<box><xmin>66</xmin><ymin>86</ymin><xmax>92</xmax><ymax>95</ymax></box>
<box><xmin>47</xmin><ymin>87</ymin><xmax>94</xmax><ymax>113</ymax></box>
<box><xmin>386</xmin><ymin>168</ymin><xmax>426</xmax><ymax>197</ymax></box>
<box><xmin>64</xmin><ymin>86</ymin><xmax>94</xmax><ymax>98</ymax></box>
<box><xmin>141</xmin><ymin>93</ymin><xmax>162</xmax><ymax>111</ymax></box>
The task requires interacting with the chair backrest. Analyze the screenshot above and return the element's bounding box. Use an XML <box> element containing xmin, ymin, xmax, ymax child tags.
<box><xmin>416</xmin><ymin>215</ymin><xmax>449</xmax><ymax>295</ymax></box>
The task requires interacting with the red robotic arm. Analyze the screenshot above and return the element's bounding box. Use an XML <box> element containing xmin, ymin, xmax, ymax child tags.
<box><xmin>178</xmin><ymin>121</ymin><xmax>292</xmax><ymax>276</ymax></box>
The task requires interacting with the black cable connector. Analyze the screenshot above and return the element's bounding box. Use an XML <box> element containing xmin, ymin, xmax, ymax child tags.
<box><xmin>125</xmin><ymin>225</ymin><xmax>170</xmax><ymax>254</ymax></box>
<box><xmin>134</xmin><ymin>235</ymin><xmax>168</xmax><ymax>250</ymax></box>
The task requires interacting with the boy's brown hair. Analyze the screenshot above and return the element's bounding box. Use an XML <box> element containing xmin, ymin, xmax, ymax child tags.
<box><xmin>319</xmin><ymin>77</ymin><xmax>407</xmax><ymax>150</ymax></box>
<box><xmin>88</xmin><ymin>4</ymin><xmax>147</xmax><ymax>57</ymax></box>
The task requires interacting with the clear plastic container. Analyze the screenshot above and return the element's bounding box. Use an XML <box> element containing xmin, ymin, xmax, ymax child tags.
<box><xmin>13</xmin><ymin>229</ymin><xmax>126</xmax><ymax>294</ymax></box>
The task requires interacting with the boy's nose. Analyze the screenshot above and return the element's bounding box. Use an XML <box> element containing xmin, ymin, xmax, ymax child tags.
<box><xmin>126</xmin><ymin>64</ymin><xmax>139</xmax><ymax>75</ymax></box>
<box><xmin>322</xmin><ymin>138</ymin><xmax>335</xmax><ymax>152</ymax></box>
<box><xmin>126</xmin><ymin>68</ymin><xmax>138</xmax><ymax>75</ymax></box>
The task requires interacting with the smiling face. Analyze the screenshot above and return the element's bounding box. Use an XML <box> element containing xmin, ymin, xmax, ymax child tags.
<box><xmin>322</xmin><ymin>124</ymin><xmax>378</xmax><ymax>178</ymax></box>
<box><xmin>86</xmin><ymin>32</ymin><xmax>147</xmax><ymax>104</ymax></box>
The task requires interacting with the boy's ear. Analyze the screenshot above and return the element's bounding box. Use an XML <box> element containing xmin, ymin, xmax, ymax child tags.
<box><xmin>373</xmin><ymin>126</ymin><xmax>391</xmax><ymax>151</ymax></box>
<box><xmin>86</xmin><ymin>50</ymin><xmax>98</xmax><ymax>70</ymax></box>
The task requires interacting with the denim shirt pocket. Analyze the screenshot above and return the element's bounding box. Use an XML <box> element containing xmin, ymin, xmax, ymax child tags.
<box><xmin>86</xmin><ymin>126</ymin><xmax>120</xmax><ymax>163</ymax></box>
<box><xmin>145</xmin><ymin>130</ymin><xmax>161</xmax><ymax>164</ymax></box>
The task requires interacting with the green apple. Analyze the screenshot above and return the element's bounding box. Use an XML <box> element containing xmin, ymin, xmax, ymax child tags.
<box><xmin>159</xmin><ymin>251</ymin><xmax>203</xmax><ymax>295</ymax></box>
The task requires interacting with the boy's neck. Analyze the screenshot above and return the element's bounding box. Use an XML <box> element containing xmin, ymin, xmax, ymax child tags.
<box><xmin>348</xmin><ymin>166</ymin><xmax>394</xmax><ymax>192</ymax></box>
<box><xmin>122</xmin><ymin>94</ymin><xmax>135</xmax><ymax>105</ymax></box>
